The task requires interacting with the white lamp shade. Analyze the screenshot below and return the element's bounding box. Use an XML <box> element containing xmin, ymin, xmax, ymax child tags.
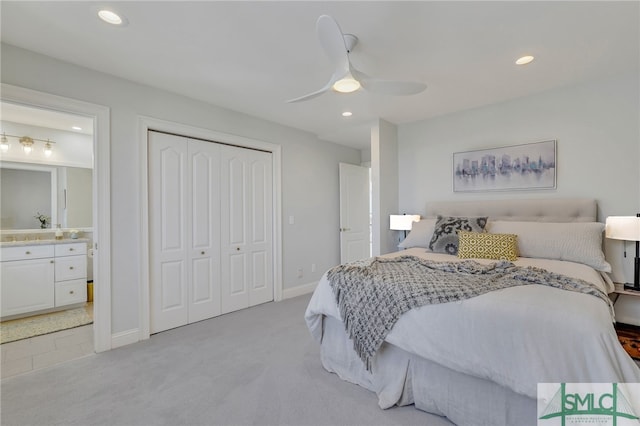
<box><xmin>605</xmin><ymin>216</ymin><xmax>640</xmax><ymax>241</ymax></box>
<box><xmin>390</xmin><ymin>214</ymin><xmax>421</xmax><ymax>231</ymax></box>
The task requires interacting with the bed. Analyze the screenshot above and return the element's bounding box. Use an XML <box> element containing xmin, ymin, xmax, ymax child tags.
<box><xmin>305</xmin><ymin>198</ymin><xmax>640</xmax><ymax>426</ymax></box>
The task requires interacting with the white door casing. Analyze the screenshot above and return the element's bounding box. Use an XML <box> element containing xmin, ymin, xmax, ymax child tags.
<box><xmin>1</xmin><ymin>84</ymin><xmax>111</xmax><ymax>352</ymax></box>
<box><xmin>339</xmin><ymin>163</ymin><xmax>371</xmax><ymax>263</ymax></box>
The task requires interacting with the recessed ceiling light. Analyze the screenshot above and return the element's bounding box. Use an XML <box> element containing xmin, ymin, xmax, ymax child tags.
<box><xmin>342</xmin><ymin>111</ymin><xmax>353</xmax><ymax>117</ymax></box>
<box><xmin>71</xmin><ymin>126</ymin><xmax>82</xmax><ymax>131</ymax></box>
<box><xmin>98</xmin><ymin>9</ymin><xmax>125</xmax><ymax>26</ymax></box>
<box><xmin>516</xmin><ymin>55</ymin><xmax>535</xmax><ymax>65</ymax></box>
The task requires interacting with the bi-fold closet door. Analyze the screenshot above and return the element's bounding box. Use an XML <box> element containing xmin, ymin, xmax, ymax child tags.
<box><xmin>149</xmin><ymin>131</ymin><xmax>273</xmax><ymax>334</ymax></box>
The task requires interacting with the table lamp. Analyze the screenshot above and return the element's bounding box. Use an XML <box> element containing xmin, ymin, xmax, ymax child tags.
<box><xmin>390</xmin><ymin>214</ymin><xmax>420</xmax><ymax>239</ymax></box>
<box><xmin>605</xmin><ymin>214</ymin><xmax>640</xmax><ymax>291</ymax></box>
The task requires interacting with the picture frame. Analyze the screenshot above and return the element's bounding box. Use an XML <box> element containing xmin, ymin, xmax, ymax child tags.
<box><xmin>453</xmin><ymin>140</ymin><xmax>556</xmax><ymax>192</ymax></box>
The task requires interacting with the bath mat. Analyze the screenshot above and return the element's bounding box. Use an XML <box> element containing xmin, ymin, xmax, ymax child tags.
<box><xmin>1</xmin><ymin>307</ymin><xmax>92</xmax><ymax>344</ymax></box>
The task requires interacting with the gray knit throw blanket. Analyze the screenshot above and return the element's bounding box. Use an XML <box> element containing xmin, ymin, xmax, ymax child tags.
<box><xmin>327</xmin><ymin>255</ymin><xmax>613</xmax><ymax>371</ymax></box>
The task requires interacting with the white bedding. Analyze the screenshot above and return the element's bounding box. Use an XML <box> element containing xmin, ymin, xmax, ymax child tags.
<box><xmin>305</xmin><ymin>248</ymin><xmax>640</xmax><ymax>403</ymax></box>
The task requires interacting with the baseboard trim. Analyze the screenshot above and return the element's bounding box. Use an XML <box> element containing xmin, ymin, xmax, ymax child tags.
<box><xmin>111</xmin><ymin>328</ymin><xmax>140</xmax><ymax>349</ymax></box>
<box><xmin>282</xmin><ymin>281</ymin><xmax>318</xmax><ymax>300</ymax></box>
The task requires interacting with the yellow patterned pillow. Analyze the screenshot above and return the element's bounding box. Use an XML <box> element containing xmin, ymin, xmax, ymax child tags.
<box><xmin>457</xmin><ymin>231</ymin><xmax>519</xmax><ymax>261</ymax></box>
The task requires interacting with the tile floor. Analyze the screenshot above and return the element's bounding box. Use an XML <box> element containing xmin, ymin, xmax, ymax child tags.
<box><xmin>1</xmin><ymin>322</ymin><xmax>94</xmax><ymax>379</ymax></box>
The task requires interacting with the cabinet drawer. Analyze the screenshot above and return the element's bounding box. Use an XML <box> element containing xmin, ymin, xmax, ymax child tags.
<box><xmin>55</xmin><ymin>279</ymin><xmax>87</xmax><ymax>307</ymax></box>
<box><xmin>55</xmin><ymin>242</ymin><xmax>87</xmax><ymax>257</ymax></box>
<box><xmin>1</xmin><ymin>245</ymin><xmax>54</xmax><ymax>261</ymax></box>
<box><xmin>55</xmin><ymin>255</ymin><xmax>87</xmax><ymax>281</ymax></box>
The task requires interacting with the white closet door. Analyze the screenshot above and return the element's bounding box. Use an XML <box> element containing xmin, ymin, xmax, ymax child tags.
<box><xmin>187</xmin><ymin>140</ymin><xmax>221</xmax><ymax>323</ymax></box>
<box><xmin>149</xmin><ymin>131</ymin><xmax>188</xmax><ymax>333</ymax></box>
<box><xmin>220</xmin><ymin>146</ymin><xmax>273</xmax><ymax>314</ymax></box>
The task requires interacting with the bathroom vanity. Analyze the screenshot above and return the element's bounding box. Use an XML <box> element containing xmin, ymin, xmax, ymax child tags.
<box><xmin>1</xmin><ymin>239</ymin><xmax>88</xmax><ymax>319</ymax></box>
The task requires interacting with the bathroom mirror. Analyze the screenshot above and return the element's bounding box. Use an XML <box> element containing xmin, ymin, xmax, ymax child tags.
<box><xmin>0</xmin><ymin>161</ymin><xmax>92</xmax><ymax>230</ymax></box>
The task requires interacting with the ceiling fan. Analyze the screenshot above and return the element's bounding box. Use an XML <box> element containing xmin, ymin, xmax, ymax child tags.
<box><xmin>287</xmin><ymin>15</ymin><xmax>427</xmax><ymax>103</ymax></box>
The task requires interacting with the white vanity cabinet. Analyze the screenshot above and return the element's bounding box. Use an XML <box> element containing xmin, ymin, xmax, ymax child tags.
<box><xmin>54</xmin><ymin>242</ymin><xmax>87</xmax><ymax>307</ymax></box>
<box><xmin>1</xmin><ymin>245</ymin><xmax>55</xmax><ymax>317</ymax></box>
<box><xmin>1</xmin><ymin>241</ymin><xmax>88</xmax><ymax>318</ymax></box>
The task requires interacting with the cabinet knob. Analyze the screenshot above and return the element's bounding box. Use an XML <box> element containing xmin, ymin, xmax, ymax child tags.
<box><xmin>69</xmin><ymin>248</ymin><xmax>75</xmax><ymax>251</ymax></box>
<box><xmin>201</xmin><ymin>251</ymin><xmax>205</xmax><ymax>255</ymax></box>
<box><xmin>70</xmin><ymin>290</ymin><xmax>74</xmax><ymax>294</ymax></box>
<box><xmin>236</xmin><ymin>247</ymin><xmax>240</xmax><ymax>251</ymax></box>
<box><xmin>69</xmin><ymin>266</ymin><xmax>74</xmax><ymax>270</ymax></box>
<box><xmin>25</xmin><ymin>251</ymin><xmax>31</xmax><ymax>255</ymax></box>
<box><xmin>50</xmin><ymin>260</ymin><xmax>54</xmax><ymax>264</ymax></box>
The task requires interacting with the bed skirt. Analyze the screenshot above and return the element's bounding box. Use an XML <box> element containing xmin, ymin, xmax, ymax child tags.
<box><xmin>321</xmin><ymin>316</ymin><xmax>537</xmax><ymax>426</ymax></box>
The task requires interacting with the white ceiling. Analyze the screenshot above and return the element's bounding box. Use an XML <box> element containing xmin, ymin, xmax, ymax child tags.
<box><xmin>1</xmin><ymin>102</ymin><xmax>94</xmax><ymax>135</ymax></box>
<box><xmin>1</xmin><ymin>1</ymin><xmax>637</xmax><ymax>150</ymax></box>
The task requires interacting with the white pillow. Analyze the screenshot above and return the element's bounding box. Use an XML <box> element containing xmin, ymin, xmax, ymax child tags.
<box><xmin>487</xmin><ymin>220</ymin><xmax>611</xmax><ymax>272</ymax></box>
<box><xmin>398</xmin><ymin>218</ymin><xmax>437</xmax><ymax>249</ymax></box>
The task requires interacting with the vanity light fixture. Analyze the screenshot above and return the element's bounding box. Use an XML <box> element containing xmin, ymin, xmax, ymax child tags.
<box><xmin>0</xmin><ymin>133</ymin><xmax>9</xmax><ymax>152</ymax></box>
<box><xmin>20</xmin><ymin>136</ymin><xmax>34</xmax><ymax>154</ymax></box>
<box><xmin>2</xmin><ymin>133</ymin><xmax>56</xmax><ymax>156</ymax></box>
<box><xmin>342</xmin><ymin>111</ymin><xmax>353</xmax><ymax>117</ymax></box>
<box><xmin>516</xmin><ymin>55</ymin><xmax>535</xmax><ymax>65</ymax></box>
<box><xmin>44</xmin><ymin>140</ymin><xmax>53</xmax><ymax>157</ymax></box>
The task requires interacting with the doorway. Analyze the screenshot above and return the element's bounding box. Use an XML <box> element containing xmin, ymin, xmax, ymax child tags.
<box><xmin>0</xmin><ymin>83</ymin><xmax>111</xmax><ymax>356</ymax></box>
<box><xmin>339</xmin><ymin>163</ymin><xmax>371</xmax><ymax>263</ymax></box>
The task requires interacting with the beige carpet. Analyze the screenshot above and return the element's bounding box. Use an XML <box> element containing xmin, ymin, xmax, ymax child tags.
<box><xmin>1</xmin><ymin>307</ymin><xmax>93</xmax><ymax>344</ymax></box>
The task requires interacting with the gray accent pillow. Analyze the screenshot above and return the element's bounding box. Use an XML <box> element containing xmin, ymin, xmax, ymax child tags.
<box><xmin>398</xmin><ymin>218</ymin><xmax>437</xmax><ymax>249</ymax></box>
<box><xmin>429</xmin><ymin>216</ymin><xmax>488</xmax><ymax>255</ymax></box>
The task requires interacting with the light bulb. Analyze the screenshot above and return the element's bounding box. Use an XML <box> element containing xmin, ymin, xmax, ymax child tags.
<box><xmin>332</xmin><ymin>75</ymin><xmax>361</xmax><ymax>93</ymax></box>
<box><xmin>44</xmin><ymin>142</ymin><xmax>53</xmax><ymax>157</ymax></box>
<box><xmin>0</xmin><ymin>134</ymin><xmax>9</xmax><ymax>152</ymax></box>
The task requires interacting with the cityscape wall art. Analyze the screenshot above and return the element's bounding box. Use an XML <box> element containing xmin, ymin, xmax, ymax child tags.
<box><xmin>453</xmin><ymin>140</ymin><xmax>556</xmax><ymax>192</ymax></box>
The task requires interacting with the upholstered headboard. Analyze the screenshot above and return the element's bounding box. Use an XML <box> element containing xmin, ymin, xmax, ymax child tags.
<box><xmin>425</xmin><ymin>198</ymin><xmax>597</xmax><ymax>222</ymax></box>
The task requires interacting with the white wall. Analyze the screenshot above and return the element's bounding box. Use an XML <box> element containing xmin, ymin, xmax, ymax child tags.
<box><xmin>398</xmin><ymin>72</ymin><xmax>640</xmax><ymax>283</ymax></box>
<box><xmin>1</xmin><ymin>44</ymin><xmax>361</xmax><ymax>335</ymax></box>
<box><xmin>371</xmin><ymin>119</ymin><xmax>399</xmax><ymax>255</ymax></box>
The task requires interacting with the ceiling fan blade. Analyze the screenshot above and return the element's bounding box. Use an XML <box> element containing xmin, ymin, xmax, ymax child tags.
<box><xmin>286</xmin><ymin>86</ymin><xmax>330</xmax><ymax>103</ymax></box>
<box><xmin>351</xmin><ymin>67</ymin><xmax>427</xmax><ymax>96</ymax></box>
<box><xmin>316</xmin><ymin>15</ymin><xmax>350</xmax><ymax>74</ymax></box>
<box><xmin>287</xmin><ymin>69</ymin><xmax>349</xmax><ymax>103</ymax></box>
<box><xmin>362</xmin><ymin>79</ymin><xmax>427</xmax><ymax>96</ymax></box>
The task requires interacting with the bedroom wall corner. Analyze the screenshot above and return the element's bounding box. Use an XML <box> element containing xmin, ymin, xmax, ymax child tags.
<box><xmin>371</xmin><ymin>118</ymin><xmax>399</xmax><ymax>256</ymax></box>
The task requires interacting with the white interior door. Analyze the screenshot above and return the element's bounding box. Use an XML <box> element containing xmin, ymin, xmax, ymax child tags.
<box><xmin>187</xmin><ymin>140</ymin><xmax>221</xmax><ymax>323</ymax></box>
<box><xmin>220</xmin><ymin>146</ymin><xmax>273</xmax><ymax>314</ymax></box>
<box><xmin>149</xmin><ymin>132</ymin><xmax>188</xmax><ymax>333</ymax></box>
<box><xmin>150</xmin><ymin>131</ymin><xmax>273</xmax><ymax>332</ymax></box>
<box><xmin>339</xmin><ymin>163</ymin><xmax>371</xmax><ymax>263</ymax></box>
